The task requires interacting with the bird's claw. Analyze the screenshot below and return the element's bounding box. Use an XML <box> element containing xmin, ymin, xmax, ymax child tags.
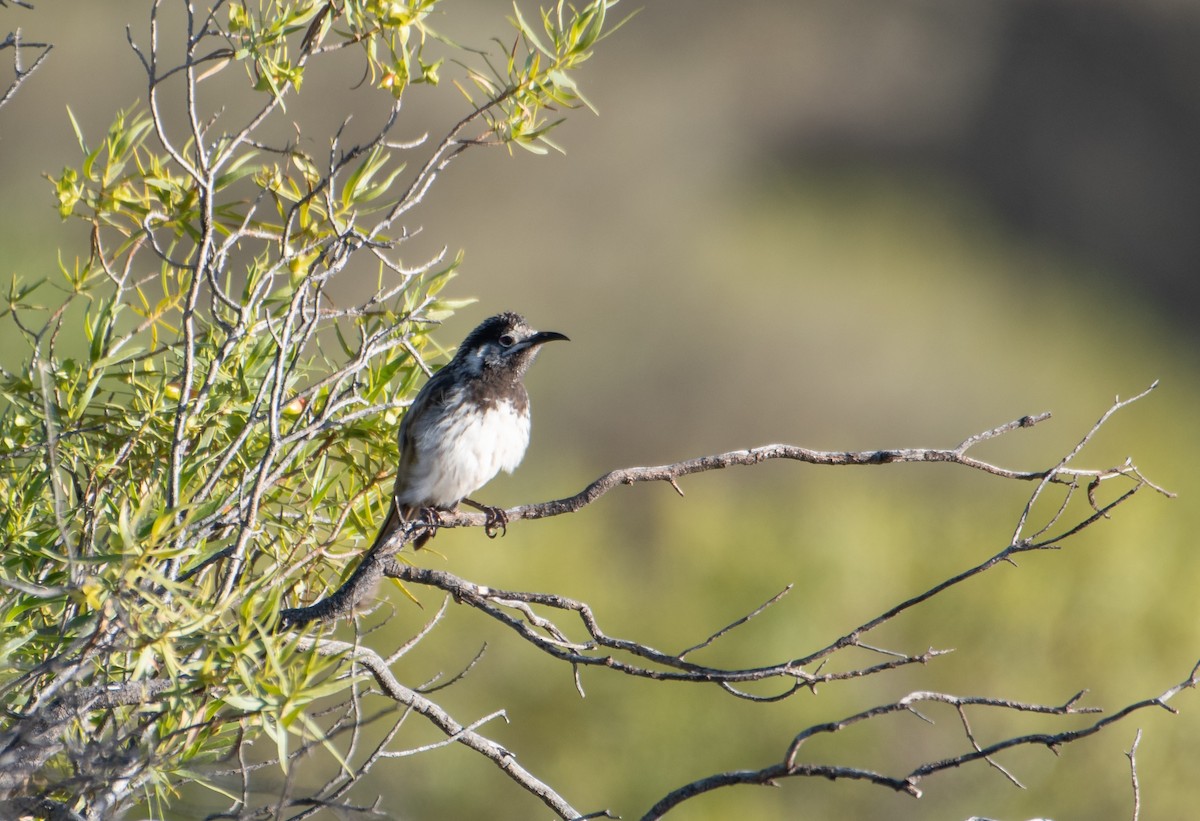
<box><xmin>415</xmin><ymin>506</ymin><xmax>444</xmax><ymax>547</ymax></box>
<box><xmin>483</xmin><ymin>506</ymin><xmax>508</xmax><ymax>539</ymax></box>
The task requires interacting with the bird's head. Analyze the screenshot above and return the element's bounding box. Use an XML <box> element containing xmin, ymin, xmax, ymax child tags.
<box><xmin>452</xmin><ymin>312</ymin><xmax>569</xmax><ymax>378</ymax></box>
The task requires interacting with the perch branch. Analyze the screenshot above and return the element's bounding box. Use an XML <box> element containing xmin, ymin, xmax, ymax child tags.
<box><xmin>428</xmin><ymin>386</ymin><xmax>1170</xmax><ymax>534</ymax></box>
<box><xmin>281</xmin><ymin>389</ymin><xmax>1167</xmax><ymax>632</ymax></box>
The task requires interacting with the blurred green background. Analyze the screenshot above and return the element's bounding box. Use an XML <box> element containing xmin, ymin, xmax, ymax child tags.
<box><xmin>3</xmin><ymin>1</ymin><xmax>1199</xmax><ymax>818</ymax></box>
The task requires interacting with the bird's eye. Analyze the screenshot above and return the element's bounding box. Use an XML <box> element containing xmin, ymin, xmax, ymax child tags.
<box><xmin>498</xmin><ymin>333</ymin><xmax>516</xmax><ymax>347</ymax></box>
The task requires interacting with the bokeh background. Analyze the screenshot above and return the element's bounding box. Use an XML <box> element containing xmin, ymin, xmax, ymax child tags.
<box><xmin>3</xmin><ymin>1</ymin><xmax>1199</xmax><ymax>818</ymax></box>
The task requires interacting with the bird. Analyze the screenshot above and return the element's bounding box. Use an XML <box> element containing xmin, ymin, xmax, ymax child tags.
<box><xmin>368</xmin><ymin>312</ymin><xmax>568</xmax><ymax>552</ymax></box>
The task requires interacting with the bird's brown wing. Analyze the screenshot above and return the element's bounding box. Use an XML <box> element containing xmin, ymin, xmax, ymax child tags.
<box><xmin>366</xmin><ymin>366</ymin><xmax>456</xmax><ymax>553</ymax></box>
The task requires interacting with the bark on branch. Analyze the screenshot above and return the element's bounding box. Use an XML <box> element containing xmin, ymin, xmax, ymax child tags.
<box><xmin>640</xmin><ymin>662</ymin><xmax>1200</xmax><ymax>820</ymax></box>
<box><xmin>280</xmin><ymin>386</ymin><xmax>1169</xmax><ymax>632</ymax></box>
<box><xmin>270</xmin><ymin>386</ymin><xmax>1176</xmax><ymax>819</ymax></box>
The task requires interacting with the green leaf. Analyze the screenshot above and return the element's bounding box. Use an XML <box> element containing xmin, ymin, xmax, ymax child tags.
<box><xmin>340</xmin><ymin>145</ymin><xmax>399</xmax><ymax>209</ymax></box>
<box><xmin>222</xmin><ymin>693</ymin><xmax>267</xmax><ymax>712</ymax></box>
<box><xmin>174</xmin><ymin>771</ymin><xmax>242</xmax><ymax>802</ymax></box>
<box><xmin>65</xmin><ymin>106</ymin><xmax>88</xmax><ymax>154</ymax></box>
<box><xmin>214</xmin><ymin>150</ymin><xmax>263</xmax><ymax>191</ymax></box>
<box><xmin>94</xmin><ymin>343</ymin><xmax>147</xmax><ymax>370</ymax></box>
<box><xmin>511</xmin><ymin>2</ymin><xmax>551</xmax><ymax>56</ymax></box>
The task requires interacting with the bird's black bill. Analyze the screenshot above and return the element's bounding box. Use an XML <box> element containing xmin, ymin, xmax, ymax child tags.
<box><xmin>529</xmin><ymin>330</ymin><xmax>569</xmax><ymax>346</ymax></box>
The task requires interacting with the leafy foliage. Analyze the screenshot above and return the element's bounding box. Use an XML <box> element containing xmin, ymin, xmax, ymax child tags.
<box><xmin>0</xmin><ymin>1</ymin><xmax>617</xmax><ymax>816</ymax></box>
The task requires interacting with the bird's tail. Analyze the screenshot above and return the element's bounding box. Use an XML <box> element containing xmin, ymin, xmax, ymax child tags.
<box><xmin>368</xmin><ymin>503</ymin><xmax>404</xmax><ymax>554</ymax></box>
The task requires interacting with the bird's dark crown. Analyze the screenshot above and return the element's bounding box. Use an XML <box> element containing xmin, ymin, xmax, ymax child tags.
<box><xmin>450</xmin><ymin>312</ymin><xmax>568</xmax><ymax>378</ymax></box>
<box><xmin>457</xmin><ymin>312</ymin><xmax>530</xmax><ymax>354</ymax></box>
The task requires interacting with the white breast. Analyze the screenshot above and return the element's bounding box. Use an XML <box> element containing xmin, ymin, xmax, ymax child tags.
<box><xmin>397</xmin><ymin>400</ymin><xmax>531</xmax><ymax>508</ymax></box>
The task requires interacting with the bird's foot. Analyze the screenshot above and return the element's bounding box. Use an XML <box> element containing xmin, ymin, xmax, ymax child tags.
<box><xmin>483</xmin><ymin>506</ymin><xmax>508</xmax><ymax>539</ymax></box>
<box><xmin>462</xmin><ymin>497</ymin><xmax>508</xmax><ymax>539</ymax></box>
<box><xmin>413</xmin><ymin>506</ymin><xmax>444</xmax><ymax>548</ymax></box>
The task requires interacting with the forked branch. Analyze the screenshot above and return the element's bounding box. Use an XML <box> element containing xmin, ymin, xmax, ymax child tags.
<box><xmin>433</xmin><ymin>383</ymin><xmax>1170</xmax><ymax>533</ymax></box>
<box><xmin>270</xmin><ymin>385</ymin><xmax>1177</xmax><ymax>819</ymax></box>
<box><xmin>640</xmin><ymin>662</ymin><xmax>1200</xmax><ymax>820</ymax></box>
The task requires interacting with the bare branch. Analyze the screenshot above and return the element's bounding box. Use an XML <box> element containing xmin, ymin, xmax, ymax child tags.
<box><xmin>641</xmin><ymin>665</ymin><xmax>1199</xmax><ymax>820</ymax></box>
<box><xmin>379</xmin><ymin>562</ymin><xmax>944</xmax><ymax>695</ymax></box>
<box><xmin>423</xmin><ymin>391</ymin><xmax>1169</xmax><ymax>535</ymax></box>
<box><xmin>283</xmin><ymin>393</ymin><xmax>1166</xmax><ymax>637</ymax></box>
<box><xmin>296</xmin><ymin>636</ymin><xmax>592</xmax><ymax>820</ymax></box>
<box><xmin>678</xmin><ymin>585</ymin><xmax>793</xmax><ymax>660</ymax></box>
<box><xmin>1127</xmin><ymin>728</ymin><xmax>1143</xmax><ymax>821</ymax></box>
<box><xmin>0</xmin><ymin>679</ymin><xmax>175</xmax><ymax>795</ymax></box>
<box><xmin>0</xmin><ymin>26</ymin><xmax>52</xmax><ymax>111</ymax></box>
<box><xmin>0</xmin><ymin>797</ymin><xmax>85</xmax><ymax>821</ymax></box>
